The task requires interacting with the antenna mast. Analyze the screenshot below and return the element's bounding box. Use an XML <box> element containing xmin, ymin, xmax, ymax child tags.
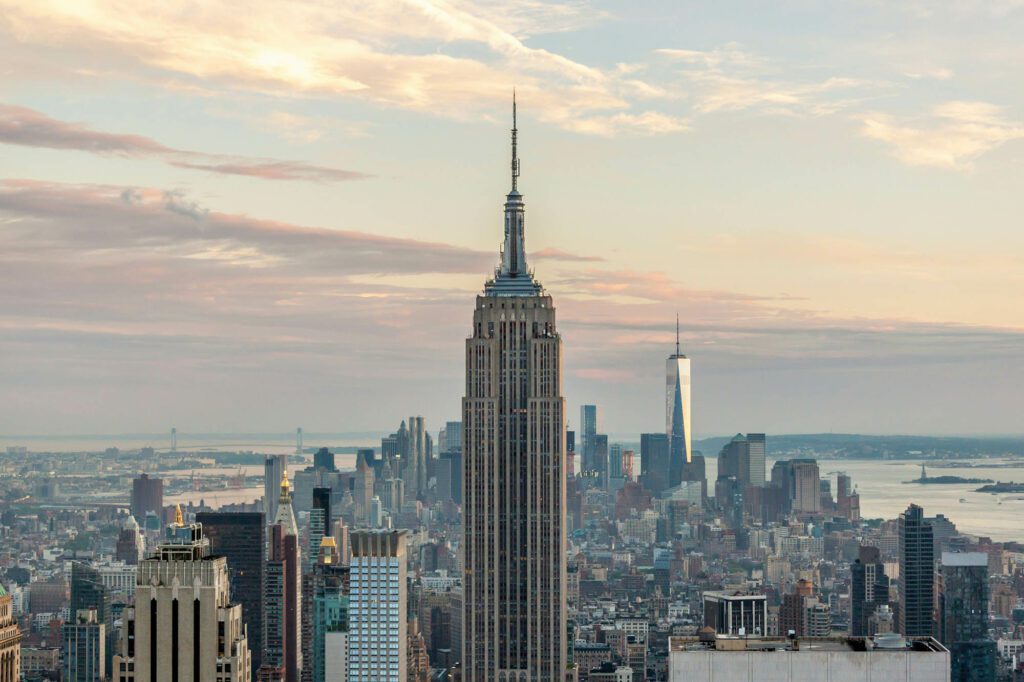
<box><xmin>511</xmin><ymin>89</ymin><xmax>520</xmax><ymax>191</ymax></box>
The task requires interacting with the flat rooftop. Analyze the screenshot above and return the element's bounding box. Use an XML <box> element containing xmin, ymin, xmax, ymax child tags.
<box><xmin>670</xmin><ymin>636</ymin><xmax>947</xmax><ymax>654</ymax></box>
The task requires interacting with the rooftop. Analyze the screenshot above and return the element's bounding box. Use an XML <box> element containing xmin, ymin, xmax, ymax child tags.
<box><xmin>941</xmin><ymin>551</ymin><xmax>988</xmax><ymax>567</ymax></box>
<box><xmin>670</xmin><ymin>635</ymin><xmax>948</xmax><ymax>654</ymax></box>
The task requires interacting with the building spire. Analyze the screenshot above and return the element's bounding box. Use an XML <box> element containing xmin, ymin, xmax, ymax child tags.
<box><xmin>676</xmin><ymin>313</ymin><xmax>681</xmax><ymax>355</ymax></box>
<box><xmin>511</xmin><ymin>88</ymin><xmax>520</xmax><ymax>192</ymax></box>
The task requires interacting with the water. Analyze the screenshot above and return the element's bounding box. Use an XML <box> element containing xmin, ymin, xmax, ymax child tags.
<box><xmin>702</xmin><ymin>457</ymin><xmax>1024</xmax><ymax>542</ymax></box>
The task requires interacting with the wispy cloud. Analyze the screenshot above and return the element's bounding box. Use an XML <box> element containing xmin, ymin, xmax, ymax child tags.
<box><xmin>0</xmin><ymin>0</ymin><xmax>679</xmax><ymax>136</ymax></box>
<box><xmin>860</xmin><ymin>100</ymin><xmax>1024</xmax><ymax>170</ymax></box>
<box><xmin>658</xmin><ymin>43</ymin><xmax>874</xmax><ymax>117</ymax></box>
<box><xmin>0</xmin><ymin>103</ymin><xmax>368</xmax><ymax>182</ymax></box>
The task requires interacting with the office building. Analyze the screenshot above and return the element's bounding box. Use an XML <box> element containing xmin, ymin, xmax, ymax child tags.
<box><xmin>113</xmin><ymin>507</ymin><xmax>251</xmax><ymax>681</ymax></box>
<box><xmin>130</xmin><ymin>473</ymin><xmax>163</xmax><ymax>522</ymax></box>
<box><xmin>265</xmin><ymin>454</ymin><xmax>287</xmax><ymax>525</ymax></box>
<box><xmin>405</xmin><ymin>416</ymin><xmax>428</xmax><ymax>499</ymax></box>
<box><xmin>262</xmin><ymin>472</ymin><xmax>302</xmax><ymax>682</ymax></box>
<box><xmin>63</xmin><ymin>609</ymin><xmax>105</xmax><ymax>682</ymax></box>
<box><xmin>309</xmin><ymin>537</ymin><xmax>349</xmax><ymax>682</ymax></box>
<box><xmin>666</xmin><ymin>319</ymin><xmax>692</xmax><ymax>486</ymax></box>
<box><xmin>115</xmin><ymin>516</ymin><xmax>145</xmax><ymax>565</ymax></box>
<box><xmin>640</xmin><ymin>433</ymin><xmax>670</xmax><ymax>495</ymax></box>
<box><xmin>939</xmin><ymin>552</ymin><xmax>995</xmax><ymax>681</ymax></box>
<box><xmin>313</xmin><ymin>447</ymin><xmax>335</xmax><ymax>472</ymax></box>
<box><xmin>851</xmin><ymin>545</ymin><xmax>890</xmax><ymax>637</ymax></box>
<box><xmin>0</xmin><ymin>583</ymin><xmax>21</xmax><ymax>682</ymax></box>
<box><xmin>668</xmin><ymin>634</ymin><xmax>950</xmax><ymax>681</ymax></box>
<box><xmin>354</xmin><ymin>451</ymin><xmax>374</xmax><ymax>522</ymax></box>
<box><xmin>349</xmin><ymin>530</ymin><xmax>407</xmax><ymax>681</ymax></box>
<box><xmin>70</xmin><ymin>562</ymin><xmax>113</xmax><ymax>675</ymax></box>
<box><xmin>196</xmin><ymin>511</ymin><xmax>266</xmax><ymax>674</ymax></box>
<box><xmin>702</xmin><ymin>591</ymin><xmax>767</xmax><ymax>636</ymax></box>
<box><xmin>580</xmin><ymin>405</ymin><xmax>599</xmax><ymax>472</ymax></box>
<box><xmin>900</xmin><ymin>504</ymin><xmax>935</xmax><ymax>638</ymax></box>
<box><xmin>462</xmin><ymin>102</ymin><xmax>568</xmax><ymax>680</ymax></box>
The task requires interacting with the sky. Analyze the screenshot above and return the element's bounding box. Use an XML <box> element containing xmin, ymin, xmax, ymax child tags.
<box><xmin>1</xmin><ymin>0</ymin><xmax>1023</xmax><ymax>439</ymax></box>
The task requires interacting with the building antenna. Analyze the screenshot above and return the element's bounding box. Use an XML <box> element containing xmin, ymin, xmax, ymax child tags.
<box><xmin>676</xmin><ymin>313</ymin><xmax>681</xmax><ymax>355</ymax></box>
<box><xmin>511</xmin><ymin>89</ymin><xmax>520</xmax><ymax>192</ymax></box>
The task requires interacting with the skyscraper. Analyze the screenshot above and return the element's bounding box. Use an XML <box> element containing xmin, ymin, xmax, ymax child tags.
<box><xmin>580</xmin><ymin>405</ymin><xmax>599</xmax><ymax>472</ymax></box>
<box><xmin>462</xmin><ymin>99</ymin><xmax>568</xmax><ymax>680</ymax></box>
<box><xmin>265</xmin><ymin>454</ymin><xmax>287</xmax><ymax>525</ymax></box>
<box><xmin>406</xmin><ymin>416</ymin><xmax>427</xmax><ymax>499</ymax></box>
<box><xmin>196</xmin><ymin>511</ymin><xmax>266</xmax><ymax>675</ymax></box>
<box><xmin>850</xmin><ymin>546</ymin><xmax>890</xmax><ymax>636</ymax></box>
<box><xmin>63</xmin><ymin>609</ymin><xmax>105</xmax><ymax>682</ymax></box>
<box><xmin>0</xmin><ymin>582</ymin><xmax>22</xmax><ymax>682</ymax></box>
<box><xmin>640</xmin><ymin>433</ymin><xmax>670</xmax><ymax>495</ymax></box>
<box><xmin>939</xmin><ymin>552</ymin><xmax>995</xmax><ymax>681</ymax></box>
<box><xmin>113</xmin><ymin>507</ymin><xmax>251</xmax><ymax>681</ymax></box>
<box><xmin>262</xmin><ymin>472</ymin><xmax>302</xmax><ymax>682</ymax></box>
<box><xmin>349</xmin><ymin>530</ymin><xmax>407</xmax><ymax>680</ymax></box>
<box><xmin>666</xmin><ymin>318</ymin><xmax>691</xmax><ymax>486</ymax></box>
<box><xmin>130</xmin><ymin>473</ymin><xmax>163</xmax><ymax>522</ymax></box>
<box><xmin>900</xmin><ymin>503</ymin><xmax>935</xmax><ymax>638</ymax></box>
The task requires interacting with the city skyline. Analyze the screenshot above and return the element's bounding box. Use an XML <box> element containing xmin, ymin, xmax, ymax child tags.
<box><xmin>2</xmin><ymin>1</ymin><xmax>1023</xmax><ymax>438</ymax></box>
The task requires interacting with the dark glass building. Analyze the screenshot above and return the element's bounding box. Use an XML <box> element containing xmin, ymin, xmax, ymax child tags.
<box><xmin>899</xmin><ymin>503</ymin><xmax>935</xmax><ymax>637</ymax></box>
<box><xmin>196</xmin><ymin>511</ymin><xmax>265</xmax><ymax>676</ymax></box>
<box><xmin>851</xmin><ymin>545</ymin><xmax>890</xmax><ymax>636</ymax></box>
<box><xmin>939</xmin><ymin>552</ymin><xmax>995</xmax><ymax>681</ymax></box>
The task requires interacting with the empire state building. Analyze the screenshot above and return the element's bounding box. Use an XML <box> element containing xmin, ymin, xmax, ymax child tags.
<box><xmin>461</xmin><ymin>99</ymin><xmax>568</xmax><ymax>681</ymax></box>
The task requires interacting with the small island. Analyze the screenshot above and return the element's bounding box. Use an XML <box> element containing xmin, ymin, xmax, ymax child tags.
<box><xmin>975</xmin><ymin>482</ymin><xmax>1024</xmax><ymax>493</ymax></box>
<box><xmin>903</xmin><ymin>465</ymin><xmax>993</xmax><ymax>485</ymax></box>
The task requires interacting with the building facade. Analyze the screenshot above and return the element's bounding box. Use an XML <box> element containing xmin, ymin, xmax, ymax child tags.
<box><xmin>0</xmin><ymin>583</ymin><xmax>21</xmax><ymax>682</ymax></box>
<box><xmin>938</xmin><ymin>552</ymin><xmax>995</xmax><ymax>681</ymax></box>
<box><xmin>62</xmin><ymin>609</ymin><xmax>105</xmax><ymax>682</ymax></box>
<box><xmin>196</xmin><ymin>511</ymin><xmax>266</xmax><ymax>674</ymax></box>
<box><xmin>666</xmin><ymin>320</ymin><xmax>692</xmax><ymax>486</ymax></box>
<box><xmin>113</xmin><ymin>510</ymin><xmax>251</xmax><ymax>682</ymax></box>
<box><xmin>348</xmin><ymin>530</ymin><xmax>407</xmax><ymax>681</ymax></box>
<box><xmin>461</xmin><ymin>101</ymin><xmax>568</xmax><ymax>681</ymax></box>
<box><xmin>900</xmin><ymin>504</ymin><xmax>935</xmax><ymax>637</ymax></box>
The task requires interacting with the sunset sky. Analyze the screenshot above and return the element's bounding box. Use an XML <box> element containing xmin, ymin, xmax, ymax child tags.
<box><xmin>2</xmin><ymin>1</ymin><xmax>1022</xmax><ymax>438</ymax></box>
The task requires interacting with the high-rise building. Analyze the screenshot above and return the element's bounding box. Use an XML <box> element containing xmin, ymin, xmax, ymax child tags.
<box><xmin>70</xmin><ymin>562</ymin><xmax>113</xmax><ymax>676</ymax></box>
<box><xmin>640</xmin><ymin>433</ymin><xmax>670</xmax><ymax>495</ymax></box>
<box><xmin>580</xmin><ymin>405</ymin><xmax>599</xmax><ymax>472</ymax></box>
<box><xmin>115</xmin><ymin>516</ymin><xmax>145</xmax><ymax>565</ymax></box>
<box><xmin>313</xmin><ymin>447</ymin><xmax>335</xmax><ymax>472</ymax></box>
<box><xmin>130</xmin><ymin>474</ymin><xmax>163</xmax><ymax>522</ymax></box>
<box><xmin>850</xmin><ymin>546</ymin><xmax>890</xmax><ymax>637</ymax></box>
<box><xmin>308</xmin><ymin>537</ymin><xmax>349</xmax><ymax>682</ymax></box>
<box><xmin>746</xmin><ymin>434</ymin><xmax>766</xmax><ymax>487</ymax></box>
<box><xmin>939</xmin><ymin>552</ymin><xmax>995</xmax><ymax>681</ymax></box>
<box><xmin>354</xmin><ymin>451</ymin><xmax>374</xmax><ymax>523</ymax></box>
<box><xmin>349</xmin><ymin>530</ymin><xmax>407</xmax><ymax>680</ymax></box>
<box><xmin>0</xmin><ymin>582</ymin><xmax>22</xmax><ymax>682</ymax></box>
<box><xmin>462</xmin><ymin>101</ymin><xmax>568</xmax><ymax>680</ymax></box>
<box><xmin>63</xmin><ymin>609</ymin><xmax>105</xmax><ymax>682</ymax></box>
<box><xmin>113</xmin><ymin>507</ymin><xmax>251</xmax><ymax>681</ymax></box>
<box><xmin>405</xmin><ymin>416</ymin><xmax>427</xmax><ymax>499</ymax></box>
<box><xmin>196</xmin><ymin>511</ymin><xmax>266</xmax><ymax>674</ymax></box>
<box><xmin>900</xmin><ymin>504</ymin><xmax>936</xmax><ymax>638</ymax></box>
<box><xmin>309</xmin><ymin>487</ymin><xmax>332</xmax><ymax>571</ymax></box>
<box><xmin>265</xmin><ymin>454</ymin><xmax>287</xmax><ymax>525</ymax></box>
<box><xmin>772</xmin><ymin>459</ymin><xmax>821</xmax><ymax>515</ymax></box>
<box><xmin>836</xmin><ymin>473</ymin><xmax>860</xmax><ymax>521</ymax></box>
<box><xmin>703</xmin><ymin>591</ymin><xmax>767</xmax><ymax>636</ymax></box>
<box><xmin>666</xmin><ymin>318</ymin><xmax>692</xmax><ymax>487</ymax></box>
<box><xmin>263</xmin><ymin>472</ymin><xmax>302</xmax><ymax>682</ymax></box>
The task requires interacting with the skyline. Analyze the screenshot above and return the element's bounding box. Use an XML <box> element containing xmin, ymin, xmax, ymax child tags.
<box><xmin>2</xmin><ymin>1</ymin><xmax>1023</xmax><ymax>437</ymax></box>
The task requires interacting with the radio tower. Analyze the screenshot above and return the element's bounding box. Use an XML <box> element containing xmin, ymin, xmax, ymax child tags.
<box><xmin>171</xmin><ymin>427</ymin><xmax>177</xmax><ymax>453</ymax></box>
<box><xmin>296</xmin><ymin>427</ymin><xmax>303</xmax><ymax>455</ymax></box>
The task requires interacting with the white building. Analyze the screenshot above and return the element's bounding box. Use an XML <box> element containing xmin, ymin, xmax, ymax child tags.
<box><xmin>348</xmin><ymin>530</ymin><xmax>407</xmax><ymax>681</ymax></box>
<box><xmin>669</xmin><ymin>634</ymin><xmax>950</xmax><ymax>682</ymax></box>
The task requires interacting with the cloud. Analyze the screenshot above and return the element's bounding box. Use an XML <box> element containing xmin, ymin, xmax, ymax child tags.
<box><xmin>0</xmin><ymin>102</ymin><xmax>369</xmax><ymax>182</ymax></box>
<box><xmin>658</xmin><ymin>43</ymin><xmax>875</xmax><ymax>117</ymax></box>
<box><xmin>530</xmin><ymin>247</ymin><xmax>604</xmax><ymax>263</ymax></box>
<box><xmin>860</xmin><ymin>100</ymin><xmax>1024</xmax><ymax>170</ymax></box>
<box><xmin>1</xmin><ymin>178</ymin><xmax>1021</xmax><ymax>434</ymax></box>
<box><xmin>0</xmin><ymin>0</ymin><xmax>676</xmax><ymax>137</ymax></box>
